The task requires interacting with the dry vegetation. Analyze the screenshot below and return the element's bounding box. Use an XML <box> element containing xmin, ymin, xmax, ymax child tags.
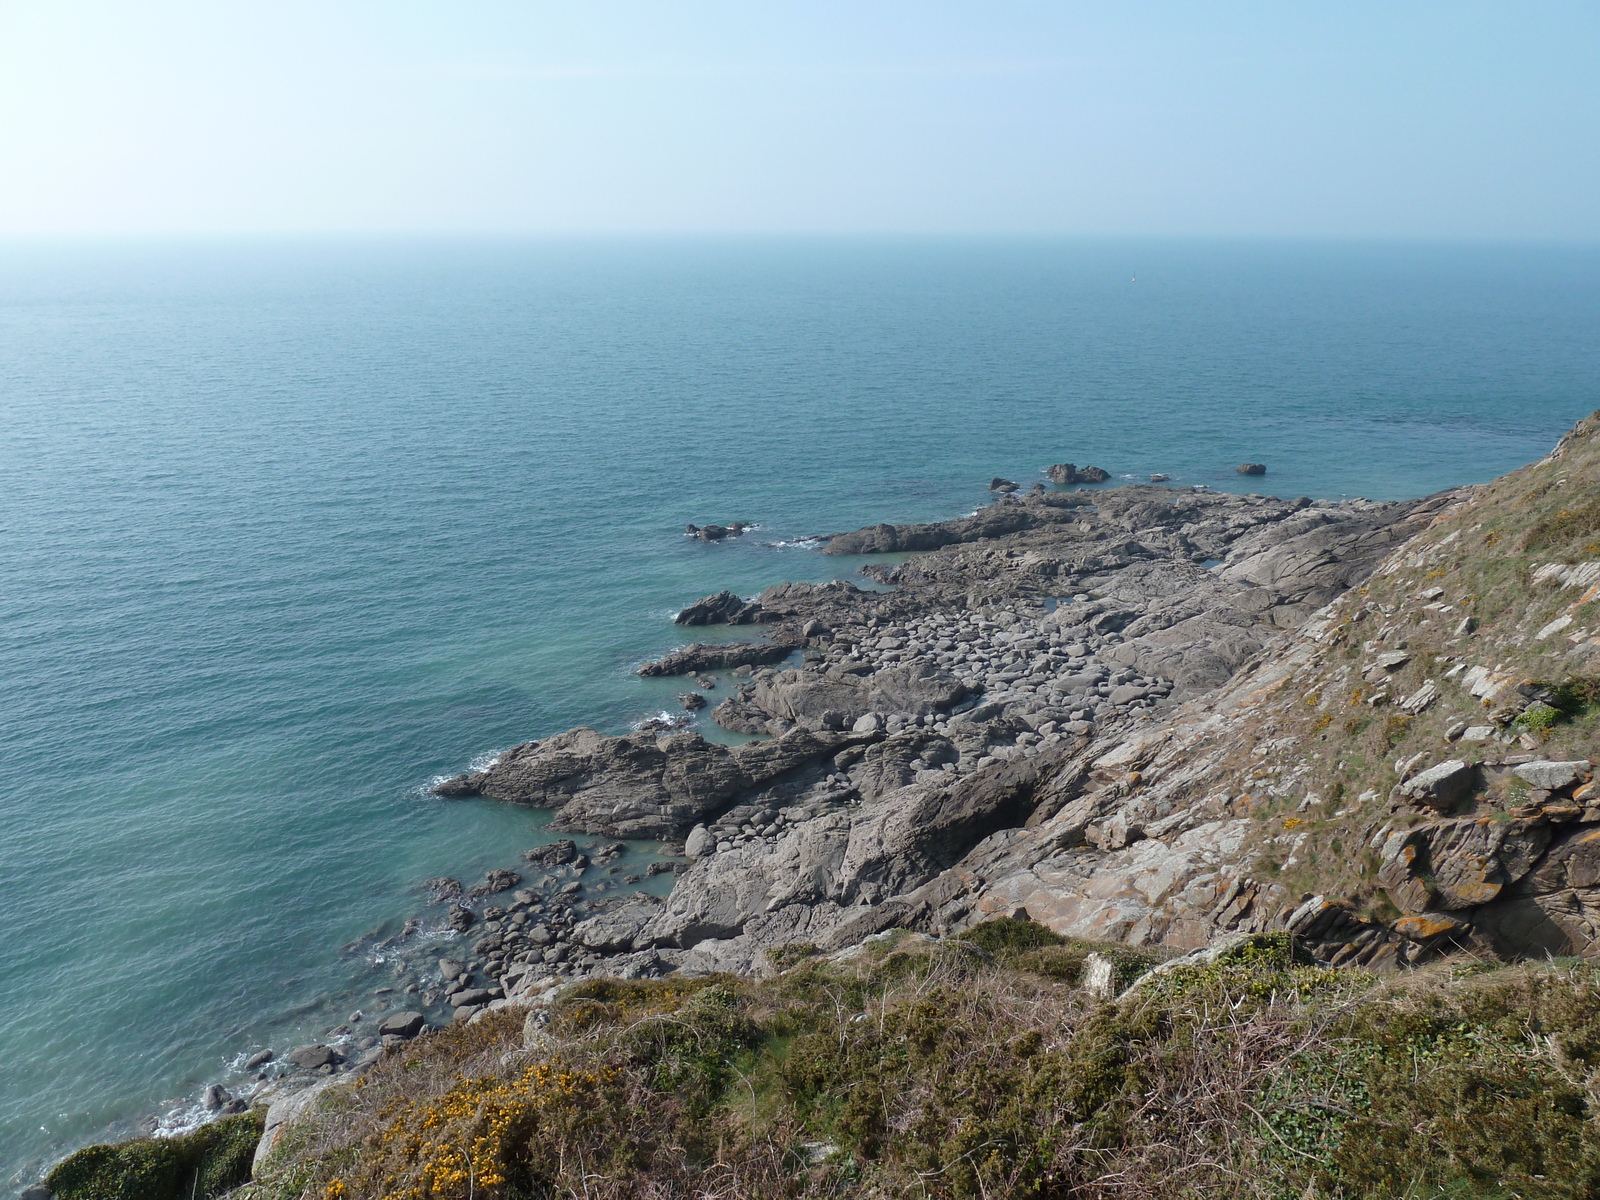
<box><xmin>214</xmin><ymin>923</ymin><xmax>1600</xmax><ymax>1200</ymax></box>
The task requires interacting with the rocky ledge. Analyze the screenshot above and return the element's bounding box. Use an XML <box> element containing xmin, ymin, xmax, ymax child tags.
<box><xmin>424</xmin><ymin>473</ymin><xmax>1495</xmax><ymax>994</ymax></box>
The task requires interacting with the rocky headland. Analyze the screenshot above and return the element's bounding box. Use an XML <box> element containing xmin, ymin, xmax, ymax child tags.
<box><xmin>45</xmin><ymin>421</ymin><xmax>1600</xmax><ymax>1200</ymax></box>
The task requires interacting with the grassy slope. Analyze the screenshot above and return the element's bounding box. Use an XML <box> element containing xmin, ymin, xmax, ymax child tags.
<box><xmin>246</xmin><ymin>924</ymin><xmax>1600</xmax><ymax>1200</ymax></box>
<box><xmin>1226</xmin><ymin>411</ymin><xmax>1600</xmax><ymax>918</ymax></box>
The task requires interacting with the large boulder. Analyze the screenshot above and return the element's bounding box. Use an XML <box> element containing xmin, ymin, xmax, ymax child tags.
<box><xmin>1514</xmin><ymin>761</ymin><xmax>1593</xmax><ymax>792</ymax></box>
<box><xmin>287</xmin><ymin>1044</ymin><xmax>339</xmax><ymax>1070</ymax></box>
<box><xmin>1397</xmin><ymin>760</ymin><xmax>1478</xmax><ymax>813</ymax></box>
<box><xmin>1045</xmin><ymin>463</ymin><xmax>1108</xmax><ymax>485</ymax></box>
<box><xmin>377</xmin><ymin>1011</ymin><xmax>425</xmax><ymax>1039</ymax></box>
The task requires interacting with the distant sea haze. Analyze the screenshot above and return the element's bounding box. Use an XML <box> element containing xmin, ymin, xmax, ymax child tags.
<box><xmin>1</xmin><ymin>236</ymin><xmax>1596</xmax><ymax>1183</ymax></box>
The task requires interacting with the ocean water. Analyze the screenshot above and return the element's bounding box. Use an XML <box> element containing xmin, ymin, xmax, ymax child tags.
<box><xmin>1</xmin><ymin>237</ymin><xmax>1597</xmax><ymax>1183</ymax></box>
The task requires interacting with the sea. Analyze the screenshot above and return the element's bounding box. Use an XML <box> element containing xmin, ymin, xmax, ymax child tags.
<box><xmin>2</xmin><ymin>236</ymin><xmax>1596</xmax><ymax>1185</ymax></box>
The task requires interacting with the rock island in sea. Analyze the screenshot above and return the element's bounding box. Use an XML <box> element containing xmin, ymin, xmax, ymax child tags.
<box><xmin>43</xmin><ymin>418</ymin><xmax>1600</xmax><ymax>1199</ymax></box>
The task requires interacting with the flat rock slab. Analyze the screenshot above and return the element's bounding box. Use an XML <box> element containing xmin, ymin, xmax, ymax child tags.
<box><xmin>1514</xmin><ymin>760</ymin><xmax>1593</xmax><ymax>792</ymax></box>
<box><xmin>638</xmin><ymin>641</ymin><xmax>797</xmax><ymax>676</ymax></box>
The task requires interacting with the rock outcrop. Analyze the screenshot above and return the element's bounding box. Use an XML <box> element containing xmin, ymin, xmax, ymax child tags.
<box><xmin>636</xmin><ymin>640</ymin><xmax>798</xmax><ymax>676</ymax></box>
<box><xmin>673</xmin><ymin>590</ymin><xmax>766</xmax><ymax>625</ymax></box>
<box><xmin>1047</xmin><ymin>463</ymin><xmax>1111</xmax><ymax>485</ymax></box>
<box><xmin>433</xmin><ymin>725</ymin><xmax>880</xmax><ymax>839</ymax></box>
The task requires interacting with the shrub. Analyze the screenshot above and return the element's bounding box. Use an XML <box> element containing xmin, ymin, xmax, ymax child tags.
<box><xmin>46</xmin><ymin>1110</ymin><xmax>264</xmax><ymax>1200</ymax></box>
<box><xmin>1524</xmin><ymin>499</ymin><xmax>1600</xmax><ymax>558</ymax></box>
<box><xmin>1383</xmin><ymin>713</ymin><xmax>1415</xmax><ymax>747</ymax></box>
<box><xmin>257</xmin><ymin>942</ymin><xmax>1600</xmax><ymax>1200</ymax></box>
<box><xmin>959</xmin><ymin>915</ymin><xmax>1065</xmax><ymax>954</ymax></box>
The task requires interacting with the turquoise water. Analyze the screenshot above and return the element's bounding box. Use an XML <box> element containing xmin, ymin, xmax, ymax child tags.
<box><xmin>1</xmin><ymin>237</ymin><xmax>1596</xmax><ymax>1183</ymax></box>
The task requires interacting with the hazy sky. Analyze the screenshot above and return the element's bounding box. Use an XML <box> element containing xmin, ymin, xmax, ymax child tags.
<box><xmin>1</xmin><ymin>1</ymin><xmax>1596</xmax><ymax>237</ymax></box>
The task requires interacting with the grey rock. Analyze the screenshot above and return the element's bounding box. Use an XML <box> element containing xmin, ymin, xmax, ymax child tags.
<box><xmin>1046</xmin><ymin>463</ymin><xmax>1110</xmax><ymax>486</ymax></box>
<box><xmin>642</xmin><ymin>751</ymin><xmax>1050</xmax><ymax>951</ymax></box>
<box><xmin>709</xmin><ymin>694</ymin><xmax>773</xmax><ymax>735</ymax></box>
<box><xmin>469</xmin><ymin>868</ymin><xmax>522</xmax><ymax>898</ymax></box>
<box><xmin>1398</xmin><ymin>680</ymin><xmax>1440</xmax><ymax>714</ymax></box>
<box><xmin>424</xmin><ymin>876</ymin><xmax>462</xmax><ymax>901</ymax></box>
<box><xmin>437</xmin><ymin>957</ymin><xmax>465</xmax><ymax>980</ymax></box>
<box><xmin>523</xmin><ymin>839</ymin><xmax>579</xmax><ymax>867</ymax></box>
<box><xmin>750</xmin><ymin>661</ymin><xmax>967</xmax><ymax>730</ymax></box>
<box><xmin>447</xmin><ymin>988</ymin><xmax>493</xmax><ymax>1008</ymax></box>
<box><xmin>255</xmin><ymin>1075</ymin><xmax>348</xmax><ymax>1171</ymax></box>
<box><xmin>1398</xmin><ymin>760</ymin><xmax>1477</xmax><ymax>813</ymax></box>
<box><xmin>685</xmin><ymin>522</ymin><xmax>749</xmax><ymax>542</ymax></box>
<box><xmin>637</xmin><ymin>641</ymin><xmax>797</xmax><ymax>677</ymax></box>
<box><xmin>244</xmin><ymin>1050</ymin><xmax>273</xmax><ymax>1069</ymax></box>
<box><xmin>287</xmin><ymin>1044</ymin><xmax>339</xmax><ymax>1070</ymax></box>
<box><xmin>685</xmin><ymin>824</ymin><xmax>716</xmax><ymax>858</ymax></box>
<box><xmin>1513</xmin><ymin>760</ymin><xmax>1592</xmax><ymax>792</ymax></box>
<box><xmin>822</xmin><ymin>502</ymin><xmax>1068</xmax><ymax>555</ymax></box>
<box><xmin>1236</xmin><ymin>463</ymin><xmax>1266</xmax><ymax>475</ymax></box>
<box><xmin>202</xmin><ymin>1084</ymin><xmax>230</xmax><ymax>1111</ymax></box>
<box><xmin>430</xmin><ymin>726</ymin><xmax>869</xmax><ymax>839</ymax></box>
<box><xmin>675</xmin><ymin>590</ymin><xmax>765</xmax><ymax>625</ymax></box>
<box><xmin>572</xmin><ymin>900</ymin><xmax>662</xmax><ymax>952</ymax></box>
<box><xmin>377</xmin><ymin>1011</ymin><xmax>425</xmax><ymax>1039</ymax></box>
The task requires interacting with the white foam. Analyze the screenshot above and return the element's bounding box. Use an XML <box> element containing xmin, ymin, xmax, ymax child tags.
<box><xmin>767</xmin><ymin>536</ymin><xmax>826</xmax><ymax>550</ymax></box>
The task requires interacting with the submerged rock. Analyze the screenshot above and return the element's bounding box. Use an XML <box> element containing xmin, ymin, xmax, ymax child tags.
<box><xmin>685</xmin><ymin>522</ymin><xmax>750</xmax><ymax>542</ymax></box>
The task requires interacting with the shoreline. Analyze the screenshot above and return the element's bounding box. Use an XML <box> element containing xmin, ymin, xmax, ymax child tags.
<box><xmin>15</xmin><ymin>467</ymin><xmax>1507</xmax><ymax>1189</ymax></box>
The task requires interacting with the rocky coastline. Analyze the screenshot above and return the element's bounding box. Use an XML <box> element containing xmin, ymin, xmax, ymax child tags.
<box><xmin>45</xmin><ymin>424</ymin><xmax>1600</xmax><ymax>1196</ymax></box>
